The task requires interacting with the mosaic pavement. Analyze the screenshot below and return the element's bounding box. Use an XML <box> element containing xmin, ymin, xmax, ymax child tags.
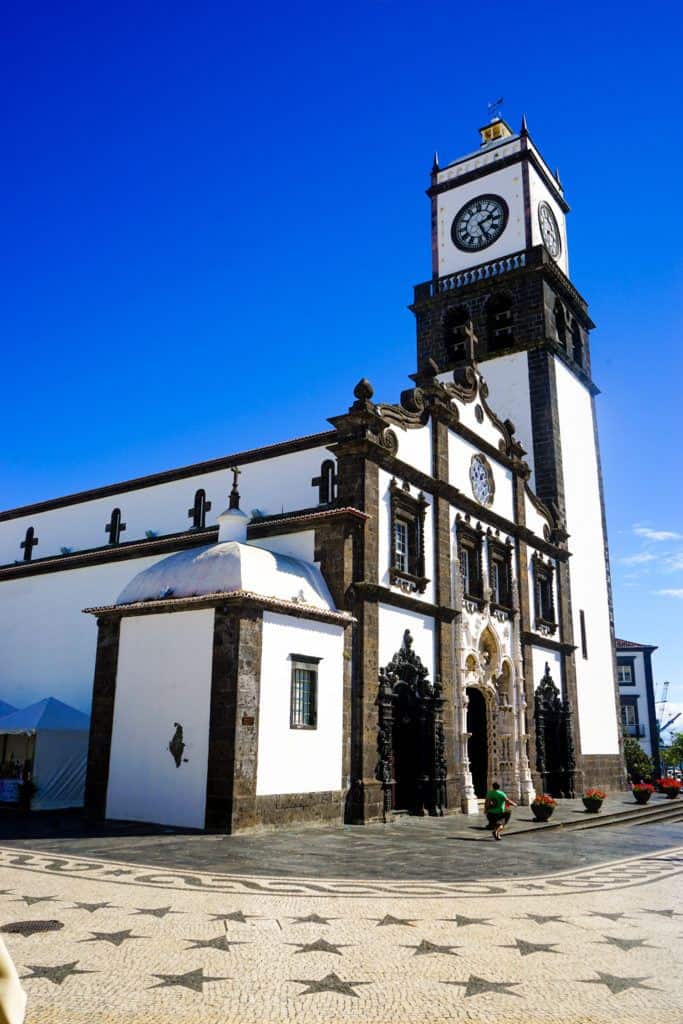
<box><xmin>1</xmin><ymin>840</ymin><xmax>682</xmax><ymax>1022</ymax></box>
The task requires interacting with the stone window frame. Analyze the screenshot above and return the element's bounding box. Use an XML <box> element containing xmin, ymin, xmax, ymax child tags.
<box><xmin>532</xmin><ymin>553</ymin><xmax>557</xmax><ymax>634</ymax></box>
<box><xmin>388</xmin><ymin>479</ymin><xmax>429</xmax><ymax>594</ymax></box>
<box><xmin>487</xmin><ymin>533</ymin><xmax>513</xmax><ymax>612</ymax></box>
<box><xmin>617</xmin><ymin>656</ymin><xmax>636</xmax><ymax>686</ymax></box>
<box><xmin>289</xmin><ymin>654</ymin><xmax>320</xmax><ymax>730</ymax></box>
<box><xmin>457</xmin><ymin>519</ymin><xmax>484</xmax><ymax>606</ymax></box>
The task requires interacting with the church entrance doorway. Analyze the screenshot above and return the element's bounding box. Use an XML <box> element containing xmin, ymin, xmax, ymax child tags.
<box><xmin>466</xmin><ymin>687</ymin><xmax>488</xmax><ymax>798</ymax></box>
<box><xmin>392</xmin><ymin>680</ymin><xmax>421</xmax><ymax>812</ymax></box>
<box><xmin>375</xmin><ymin>630</ymin><xmax>447</xmax><ymax>820</ymax></box>
<box><xmin>534</xmin><ymin>664</ymin><xmax>576</xmax><ymax>797</ymax></box>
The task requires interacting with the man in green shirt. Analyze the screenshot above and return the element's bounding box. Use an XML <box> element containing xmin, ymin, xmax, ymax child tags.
<box><xmin>485</xmin><ymin>782</ymin><xmax>517</xmax><ymax>840</ymax></box>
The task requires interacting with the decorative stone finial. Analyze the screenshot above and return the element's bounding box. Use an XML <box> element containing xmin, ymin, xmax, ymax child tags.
<box><xmin>353</xmin><ymin>378</ymin><xmax>374</xmax><ymax>403</ymax></box>
<box><xmin>431</xmin><ymin>151</ymin><xmax>439</xmax><ymax>174</ymax></box>
<box><xmin>554</xmin><ymin>166</ymin><xmax>563</xmax><ymax>190</ymax></box>
<box><xmin>520</xmin><ymin>113</ymin><xmax>529</xmax><ymax>137</ymax></box>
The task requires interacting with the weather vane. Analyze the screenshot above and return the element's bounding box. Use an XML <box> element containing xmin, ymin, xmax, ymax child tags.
<box><xmin>487</xmin><ymin>97</ymin><xmax>504</xmax><ymax>120</ymax></box>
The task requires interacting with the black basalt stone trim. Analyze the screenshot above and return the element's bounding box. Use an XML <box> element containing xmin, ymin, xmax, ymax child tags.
<box><xmin>205</xmin><ymin>608</ymin><xmax>238</xmax><ymax>831</ymax></box>
<box><xmin>349</xmin><ymin>581</ymin><xmax>457</xmax><ymax>623</ymax></box>
<box><xmin>84</xmin><ymin>617</ymin><xmax>121</xmax><ymax>821</ymax></box>
<box><xmin>521</xmin><ymin>631</ymin><xmax>576</xmax><ymax>655</ymax></box>
<box><xmin>643</xmin><ymin>649</ymin><xmax>661</xmax><ymax>778</ymax></box>
<box><xmin>0</xmin><ymin>527</ymin><xmax>218</xmax><ymax>580</ymax></box>
<box><xmin>0</xmin><ymin>431</ymin><xmax>336</xmax><ymax>522</ymax></box>
<box><xmin>428</xmin><ymin>148</ymin><xmax>570</xmax><ymax>214</ymax></box>
<box><xmin>363</xmin><ymin>443</ymin><xmax>567</xmax><ymax>560</ymax></box>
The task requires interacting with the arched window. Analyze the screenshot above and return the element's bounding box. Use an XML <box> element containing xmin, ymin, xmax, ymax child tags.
<box><xmin>105</xmin><ymin>508</ymin><xmax>126</xmax><ymax>546</ymax></box>
<box><xmin>188</xmin><ymin>488</ymin><xmax>211</xmax><ymax>530</ymax></box>
<box><xmin>554</xmin><ymin>300</ymin><xmax>567</xmax><ymax>350</ymax></box>
<box><xmin>312</xmin><ymin>460</ymin><xmax>338</xmax><ymax>505</ymax></box>
<box><xmin>571</xmin><ymin>321</ymin><xmax>583</xmax><ymax>367</ymax></box>
<box><xmin>443</xmin><ymin>306</ymin><xmax>473</xmax><ymax>362</ymax></box>
<box><xmin>486</xmin><ymin>294</ymin><xmax>514</xmax><ymax>352</ymax></box>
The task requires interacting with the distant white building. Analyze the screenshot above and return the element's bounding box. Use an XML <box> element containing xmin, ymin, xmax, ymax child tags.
<box><xmin>0</xmin><ymin>115</ymin><xmax>626</xmax><ymax>831</ymax></box>
<box><xmin>615</xmin><ymin>638</ymin><xmax>660</xmax><ymax>773</ymax></box>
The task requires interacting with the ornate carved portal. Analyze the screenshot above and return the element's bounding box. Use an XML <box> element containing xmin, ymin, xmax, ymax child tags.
<box><xmin>534</xmin><ymin>663</ymin><xmax>576</xmax><ymax>797</ymax></box>
<box><xmin>375</xmin><ymin>630</ymin><xmax>447</xmax><ymax>820</ymax></box>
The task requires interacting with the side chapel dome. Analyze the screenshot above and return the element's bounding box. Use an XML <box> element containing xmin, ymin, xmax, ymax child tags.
<box><xmin>116</xmin><ymin>541</ymin><xmax>336</xmax><ymax>611</ymax></box>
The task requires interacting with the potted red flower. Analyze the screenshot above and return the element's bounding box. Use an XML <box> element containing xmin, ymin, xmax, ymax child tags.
<box><xmin>657</xmin><ymin>778</ymin><xmax>682</xmax><ymax>799</ymax></box>
<box><xmin>582</xmin><ymin>787</ymin><xmax>607</xmax><ymax>812</ymax></box>
<box><xmin>632</xmin><ymin>782</ymin><xmax>654</xmax><ymax>805</ymax></box>
<box><xmin>531</xmin><ymin>794</ymin><xmax>557</xmax><ymax>822</ymax></box>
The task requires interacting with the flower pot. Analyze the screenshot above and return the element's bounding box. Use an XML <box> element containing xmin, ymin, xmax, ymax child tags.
<box><xmin>664</xmin><ymin>789</ymin><xmax>679</xmax><ymax>800</ymax></box>
<box><xmin>531</xmin><ymin>804</ymin><xmax>554</xmax><ymax>822</ymax></box>
<box><xmin>582</xmin><ymin>797</ymin><xmax>603</xmax><ymax>813</ymax></box>
<box><xmin>633</xmin><ymin>791</ymin><xmax>652</xmax><ymax>805</ymax></box>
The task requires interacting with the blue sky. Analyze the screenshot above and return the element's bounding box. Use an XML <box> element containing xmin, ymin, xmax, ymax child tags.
<box><xmin>2</xmin><ymin>2</ymin><xmax>682</xmax><ymax>732</ymax></box>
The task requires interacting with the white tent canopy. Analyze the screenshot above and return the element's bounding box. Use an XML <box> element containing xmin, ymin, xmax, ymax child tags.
<box><xmin>0</xmin><ymin>698</ymin><xmax>90</xmax><ymax>810</ymax></box>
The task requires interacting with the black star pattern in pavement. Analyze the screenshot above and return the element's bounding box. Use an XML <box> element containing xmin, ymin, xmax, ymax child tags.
<box><xmin>289</xmin><ymin>913</ymin><xmax>336</xmax><ymax>925</ymax></box>
<box><xmin>501</xmin><ymin>938</ymin><xmax>560</xmax><ymax>957</ymax></box>
<box><xmin>403</xmin><ymin>939</ymin><xmax>459</xmax><ymax>956</ymax></box>
<box><xmin>13</xmin><ymin>895</ymin><xmax>55</xmax><ymax>907</ymax></box>
<box><xmin>372</xmin><ymin>914</ymin><xmax>415</xmax><ymax>927</ymax></box>
<box><xmin>444</xmin><ymin>975</ymin><xmax>520</xmax><ymax>998</ymax></box>
<box><xmin>81</xmin><ymin>929</ymin><xmax>145</xmax><ymax>948</ymax></box>
<box><xmin>103</xmin><ymin>869</ymin><xmax>133</xmax><ymax>877</ymax></box>
<box><xmin>291</xmin><ymin>972</ymin><xmax>370</xmax><ymax>997</ymax></box>
<box><xmin>23</xmin><ymin>962</ymin><xmax>96</xmax><ymax>986</ymax></box>
<box><xmin>149</xmin><ymin>968</ymin><xmax>230</xmax><ymax>993</ymax></box>
<box><xmin>70</xmin><ymin>901</ymin><xmax>116</xmax><ymax>914</ymax></box>
<box><xmin>522</xmin><ymin>913</ymin><xmax>566</xmax><ymax>925</ymax></box>
<box><xmin>642</xmin><ymin>908</ymin><xmax>681</xmax><ymax>918</ymax></box>
<box><xmin>288</xmin><ymin>938</ymin><xmax>350</xmax><ymax>956</ymax></box>
<box><xmin>597</xmin><ymin>935</ymin><xmax>657</xmax><ymax>952</ymax></box>
<box><xmin>440</xmin><ymin>914</ymin><xmax>492</xmax><ymax>928</ymax></box>
<box><xmin>209</xmin><ymin>910</ymin><xmax>259</xmax><ymax>924</ymax></box>
<box><xmin>581</xmin><ymin>972</ymin><xmax>657</xmax><ymax>995</ymax></box>
<box><xmin>132</xmin><ymin>905</ymin><xmax>180</xmax><ymax>919</ymax></box>
<box><xmin>184</xmin><ymin>935</ymin><xmax>247</xmax><ymax>953</ymax></box>
<box><xmin>586</xmin><ymin>911</ymin><xmax>629</xmax><ymax>922</ymax></box>
<box><xmin>2</xmin><ymin>920</ymin><xmax>63</xmax><ymax>937</ymax></box>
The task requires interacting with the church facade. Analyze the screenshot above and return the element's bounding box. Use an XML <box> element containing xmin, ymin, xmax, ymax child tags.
<box><xmin>0</xmin><ymin>116</ymin><xmax>625</xmax><ymax>831</ymax></box>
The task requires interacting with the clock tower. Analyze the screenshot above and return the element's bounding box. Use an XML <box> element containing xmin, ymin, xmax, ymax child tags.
<box><xmin>411</xmin><ymin>115</ymin><xmax>624</xmax><ymax>791</ymax></box>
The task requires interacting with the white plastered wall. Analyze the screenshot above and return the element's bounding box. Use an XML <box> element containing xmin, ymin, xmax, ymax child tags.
<box><xmin>531</xmin><ymin>646</ymin><xmax>562</xmax><ymax>692</ymax></box>
<box><xmin>479</xmin><ymin>351</ymin><xmax>536</xmax><ymax>484</ymax></box>
<box><xmin>256</xmin><ymin>612</ymin><xmax>344</xmax><ymax>796</ymax></box>
<box><xmin>0</xmin><ymin>555</ymin><xmax>164</xmax><ymax>711</ymax></box>
<box><xmin>377</xmin><ymin>469</ymin><xmax>435</xmax><ymax>605</ymax></box>
<box><xmin>436</xmin><ymin>162</ymin><xmax>527</xmax><ymax>277</ymax></box>
<box><xmin>106</xmin><ymin>609</ymin><xmax>215</xmax><ymax>829</ymax></box>
<box><xmin>391</xmin><ymin>422</ymin><xmax>432</xmax><ymax>477</ymax></box>
<box><xmin>378</xmin><ymin>604</ymin><xmax>435</xmax><ymax>680</ymax></box>
<box><xmin>0</xmin><ymin>446</ymin><xmax>330</xmax><ymax>565</ymax></box>
<box><xmin>527</xmin><ymin>160</ymin><xmax>569</xmax><ymax>277</ymax></box>
<box><xmin>447</xmin><ymin>432</ymin><xmax>514</xmax><ymax>522</ymax></box>
<box><xmin>554</xmin><ymin>359</ymin><xmax>619</xmax><ymax>755</ymax></box>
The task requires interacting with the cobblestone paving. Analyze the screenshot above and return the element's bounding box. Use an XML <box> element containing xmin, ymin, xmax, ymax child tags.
<box><xmin>0</xmin><ymin>833</ymin><xmax>682</xmax><ymax>1023</ymax></box>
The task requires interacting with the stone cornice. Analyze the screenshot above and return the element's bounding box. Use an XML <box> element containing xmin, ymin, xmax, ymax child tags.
<box><xmin>0</xmin><ymin>527</ymin><xmax>219</xmax><ymax>580</ymax></box>
<box><xmin>84</xmin><ymin>590</ymin><xmax>354</xmax><ymax>627</ymax></box>
<box><xmin>347</xmin><ymin>581</ymin><xmax>457</xmax><ymax>623</ymax></box>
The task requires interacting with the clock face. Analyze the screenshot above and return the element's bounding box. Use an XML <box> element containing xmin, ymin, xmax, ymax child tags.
<box><xmin>538</xmin><ymin>201</ymin><xmax>562</xmax><ymax>258</ymax></box>
<box><xmin>470</xmin><ymin>455</ymin><xmax>494</xmax><ymax>506</ymax></box>
<box><xmin>451</xmin><ymin>195</ymin><xmax>509</xmax><ymax>252</ymax></box>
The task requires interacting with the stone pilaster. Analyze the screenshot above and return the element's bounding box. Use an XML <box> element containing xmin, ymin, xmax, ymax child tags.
<box><xmin>84</xmin><ymin>615</ymin><xmax>121</xmax><ymax>820</ymax></box>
